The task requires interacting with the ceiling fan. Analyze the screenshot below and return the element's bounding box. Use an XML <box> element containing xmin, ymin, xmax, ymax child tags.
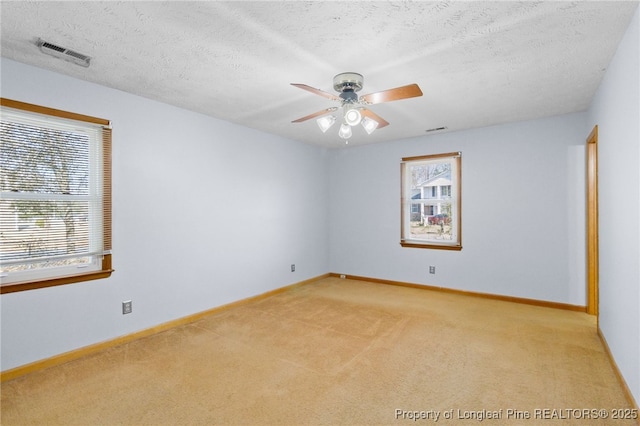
<box><xmin>291</xmin><ymin>72</ymin><xmax>423</xmax><ymax>141</ymax></box>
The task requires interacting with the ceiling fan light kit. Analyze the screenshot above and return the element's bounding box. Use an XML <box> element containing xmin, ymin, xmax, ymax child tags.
<box><xmin>343</xmin><ymin>104</ymin><xmax>362</xmax><ymax>126</ymax></box>
<box><xmin>361</xmin><ymin>117</ymin><xmax>379</xmax><ymax>135</ymax></box>
<box><xmin>317</xmin><ymin>115</ymin><xmax>336</xmax><ymax>133</ymax></box>
<box><xmin>292</xmin><ymin>72</ymin><xmax>422</xmax><ymax>143</ymax></box>
<box><xmin>338</xmin><ymin>123</ymin><xmax>352</xmax><ymax>140</ymax></box>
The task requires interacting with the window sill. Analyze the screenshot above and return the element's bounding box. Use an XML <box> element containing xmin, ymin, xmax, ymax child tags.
<box><xmin>400</xmin><ymin>241</ymin><xmax>462</xmax><ymax>251</ymax></box>
<box><xmin>0</xmin><ymin>267</ymin><xmax>114</xmax><ymax>294</ymax></box>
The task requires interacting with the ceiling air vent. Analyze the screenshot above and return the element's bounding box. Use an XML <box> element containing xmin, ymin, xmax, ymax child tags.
<box><xmin>425</xmin><ymin>126</ymin><xmax>448</xmax><ymax>133</ymax></box>
<box><xmin>36</xmin><ymin>38</ymin><xmax>91</xmax><ymax>68</ymax></box>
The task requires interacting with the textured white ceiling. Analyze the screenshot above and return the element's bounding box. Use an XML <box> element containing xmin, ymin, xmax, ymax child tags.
<box><xmin>1</xmin><ymin>1</ymin><xmax>638</xmax><ymax>148</ymax></box>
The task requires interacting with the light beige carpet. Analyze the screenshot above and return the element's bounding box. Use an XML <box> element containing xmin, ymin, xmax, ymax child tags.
<box><xmin>1</xmin><ymin>277</ymin><xmax>636</xmax><ymax>425</ymax></box>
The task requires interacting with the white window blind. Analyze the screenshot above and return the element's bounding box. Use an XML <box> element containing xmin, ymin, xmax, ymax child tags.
<box><xmin>0</xmin><ymin>104</ymin><xmax>111</xmax><ymax>285</ymax></box>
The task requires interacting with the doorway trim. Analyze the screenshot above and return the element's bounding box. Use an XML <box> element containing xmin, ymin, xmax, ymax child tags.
<box><xmin>586</xmin><ymin>125</ymin><xmax>599</xmax><ymax>316</ymax></box>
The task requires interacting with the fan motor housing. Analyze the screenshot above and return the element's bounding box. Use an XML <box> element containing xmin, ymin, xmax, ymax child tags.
<box><xmin>333</xmin><ymin>72</ymin><xmax>363</xmax><ymax>93</ymax></box>
<box><xmin>339</xmin><ymin>91</ymin><xmax>358</xmax><ymax>103</ymax></box>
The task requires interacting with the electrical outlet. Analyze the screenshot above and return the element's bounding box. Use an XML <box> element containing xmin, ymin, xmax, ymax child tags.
<box><xmin>340</xmin><ymin>274</ymin><xmax>346</xmax><ymax>279</ymax></box>
<box><xmin>429</xmin><ymin>266</ymin><xmax>436</xmax><ymax>274</ymax></box>
<box><xmin>291</xmin><ymin>264</ymin><xmax>295</xmax><ymax>272</ymax></box>
<box><xmin>122</xmin><ymin>300</ymin><xmax>132</xmax><ymax>315</ymax></box>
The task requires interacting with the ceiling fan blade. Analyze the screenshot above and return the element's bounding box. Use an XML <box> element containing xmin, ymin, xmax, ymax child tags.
<box><xmin>292</xmin><ymin>107</ymin><xmax>338</xmax><ymax>123</ymax></box>
<box><xmin>361</xmin><ymin>108</ymin><xmax>389</xmax><ymax>128</ymax></box>
<box><xmin>360</xmin><ymin>84</ymin><xmax>423</xmax><ymax>105</ymax></box>
<box><xmin>291</xmin><ymin>83</ymin><xmax>341</xmax><ymax>101</ymax></box>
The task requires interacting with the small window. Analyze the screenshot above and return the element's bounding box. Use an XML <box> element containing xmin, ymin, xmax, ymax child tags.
<box><xmin>0</xmin><ymin>99</ymin><xmax>113</xmax><ymax>293</ymax></box>
<box><xmin>401</xmin><ymin>152</ymin><xmax>461</xmax><ymax>250</ymax></box>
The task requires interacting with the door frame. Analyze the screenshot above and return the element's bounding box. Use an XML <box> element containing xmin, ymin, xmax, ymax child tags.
<box><xmin>586</xmin><ymin>125</ymin><xmax>599</xmax><ymax>316</ymax></box>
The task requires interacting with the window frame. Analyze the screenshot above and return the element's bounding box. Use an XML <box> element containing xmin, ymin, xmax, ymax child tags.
<box><xmin>0</xmin><ymin>98</ymin><xmax>113</xmax><ymax>294</ymax></box>
<box><xmin>400</xmin><ymin>152</ymin><xmax>462</xmax><ymax>251</ymax></box>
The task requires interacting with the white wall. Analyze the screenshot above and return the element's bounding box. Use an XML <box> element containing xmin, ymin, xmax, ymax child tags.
<box><xmin>0</xmin><ymin>58</ymin><xmax>330</xmax><ymax>371</ymax></box>
<box><xmin>588</xmin><ymin>6</ymin><xmax>640</xmax><ymax>405</ymax></box>
<box><xmin>329</xmin><ymin>112</ymin><xmax>587</xmax><ymax>306</ymax></box>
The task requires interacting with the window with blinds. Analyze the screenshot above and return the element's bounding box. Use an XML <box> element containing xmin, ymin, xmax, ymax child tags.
<box><xmin>0</xmin><ymin>99</ymin><xmax>113</xmax><ymax>292</ymax></box>
<box><xmin>401</xmin><ymin>152</ymin><xmax>462</xmax><ymax>250</ymax></box>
